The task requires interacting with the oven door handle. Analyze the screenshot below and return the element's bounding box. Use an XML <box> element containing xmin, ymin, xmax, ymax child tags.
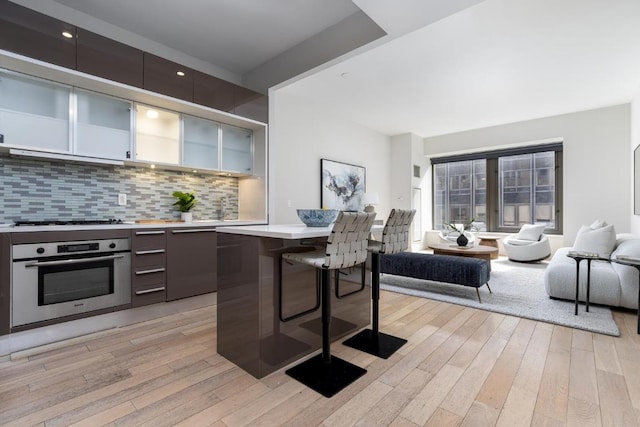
<box><xmin>24</xmin><ymin>254</ymin><xmax>126</xmax><ymax>268</ymax></box>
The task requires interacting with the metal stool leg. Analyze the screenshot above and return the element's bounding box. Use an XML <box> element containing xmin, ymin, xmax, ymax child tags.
<box><xmin>343</xmin><ymin>253</ymin><xmax>408</xmax><ymax>359</ymax></box>
<box><xmin>285</xmin><ymin>267</ymin><xmax>367</xmax><ymax>398</ymax></box>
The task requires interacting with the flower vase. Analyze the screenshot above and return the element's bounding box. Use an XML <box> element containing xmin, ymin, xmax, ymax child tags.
<box><xmin>181</xmin><ymin>212</ymin><xmax>193</xmax><ymax>222</ymax></box>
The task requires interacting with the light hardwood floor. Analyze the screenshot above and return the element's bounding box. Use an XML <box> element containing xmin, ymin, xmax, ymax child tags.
<box><xmin>1</xmin><ymin>291</ymin><xmax>639</xmax><ymax>427</ymax></box>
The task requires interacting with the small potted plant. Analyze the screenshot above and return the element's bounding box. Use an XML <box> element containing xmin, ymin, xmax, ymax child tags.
<box><xmin>172</xmin><ymin>191</ymin><xmax>197</xmax><ymax>222</ymax></box>
<box><xmin>444</xmin><ymin>216</ymin><xmax>477</xmax><ymax>246</ymax></box>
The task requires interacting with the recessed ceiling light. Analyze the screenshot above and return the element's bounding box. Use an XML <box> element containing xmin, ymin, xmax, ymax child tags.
<box><xmin>146</xmin><ymin>109</ymin><xmax>159</xmax><ymax>119</ymax></box>
<box><xmin>176</xmin><ymin>71</ymin><xmax>185</xmax><ymax>77</ymax></box>
<box><xmin>61</xmin><ymin>31</ymin><xmax>73</xmax><ymax>39</ymax></box>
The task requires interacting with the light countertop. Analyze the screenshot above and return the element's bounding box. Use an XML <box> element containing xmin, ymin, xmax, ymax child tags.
<box><xmin>0</xmin><ymin>220</ymin><xmax>265</xmax><ymax>233</ymax></box>
<box><xmin>217</xmin><ymin>223</ymin><xmax>384</xmax><ymax>239</ymax></box>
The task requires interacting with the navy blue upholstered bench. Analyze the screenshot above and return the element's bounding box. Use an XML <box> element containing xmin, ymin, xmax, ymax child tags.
<box><xmin>379</xmin><ymin>252</ymin><xmax>492</xmax><ymax>302</ymax></box>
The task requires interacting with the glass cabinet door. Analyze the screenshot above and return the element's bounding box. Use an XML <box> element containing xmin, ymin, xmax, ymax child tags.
<box><xmin>76</xmin><ymin>89</ymin><xmax>132</xmax><ymax>160</ymax></box>
<box><xmin>221</xmin><ymin>124</ymin><xmax>253</xmax><ymax>174</ymax></box>
<box><xmin>0</xmin><ymin>71</ymin><xmax>70</xmax><ymax>152</ymax></box>
<box><xmin>183</xmin><ymin>114</ymin><xmax>219</xmax><ymax>170</ymax></box>
<box><xmin>134</xmin><ymin>104</ymin><xmax>180</xmax><ymax>165</ymax></box>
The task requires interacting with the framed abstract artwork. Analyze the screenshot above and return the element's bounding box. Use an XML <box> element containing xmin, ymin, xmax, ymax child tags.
<box><xmin>320</xmin><ymin>158</ymin><xmax>365</xmax><ymax>211</ymax></box>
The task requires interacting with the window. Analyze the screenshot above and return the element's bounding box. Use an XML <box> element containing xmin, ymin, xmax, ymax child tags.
<box><xmin>434</xmin><ymin>159</ymin><xmax>486</xmax><ymax>231</ymax></box>
<box><xmin>432</xmin><ymin>144</ymin><xmax>562</xmax><ymax>234</ymax></box>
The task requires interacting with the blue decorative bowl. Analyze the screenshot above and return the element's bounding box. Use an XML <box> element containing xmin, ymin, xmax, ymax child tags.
<box><xmin>297</xmin><ymin>209</ymin><xmax>339</xmax><ymax>227</ymax></box>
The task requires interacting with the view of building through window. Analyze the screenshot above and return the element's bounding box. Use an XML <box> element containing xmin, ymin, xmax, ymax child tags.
<box><xmin>499</xmin><ymin>152</ymin><xmax>555</xmax><ymax>228</ymax></box>
<box><xmin>433</xmin><ymin>150</ymin><xmax>557</xmax><ymax>232</ymax></box>
<box><xmin>434</xmin><ymin>159</ymin><xmax>486</xmax><ymax>231</ymax></box>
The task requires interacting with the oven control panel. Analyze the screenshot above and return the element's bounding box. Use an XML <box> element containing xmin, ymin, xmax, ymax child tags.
<box><xmin>13</xmin><ymin>238</ymin><xmax>131</xmax><ymax>260</ymax></box>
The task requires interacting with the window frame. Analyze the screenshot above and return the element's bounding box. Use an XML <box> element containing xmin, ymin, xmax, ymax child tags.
<box><xmin>432</xmin><ymin>143</ymin><xmax>563</xmax><ymax>235</ymax></box>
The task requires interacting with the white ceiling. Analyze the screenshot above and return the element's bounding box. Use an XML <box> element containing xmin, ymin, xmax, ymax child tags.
<box><xmin>25</xmin><ymin>0</ymin><xmax>640</xmax><ymax>138</ymax></box>
<box><xmin>280</xmin><ymin>0</ymin><xmax>640</xmax><ymax>137</ymax></box>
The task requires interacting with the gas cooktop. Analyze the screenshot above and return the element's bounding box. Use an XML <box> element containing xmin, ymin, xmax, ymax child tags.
<box><xmin>14</xmin><ymin>219</ymin><xmax>124</xmax><ymax>226</ymax></box>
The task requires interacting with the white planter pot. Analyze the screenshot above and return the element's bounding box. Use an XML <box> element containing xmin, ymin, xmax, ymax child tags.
<box><xmin>180</xmin><ymin>212</ymin><xmax>193</xmax><ymax>222</ymax></box>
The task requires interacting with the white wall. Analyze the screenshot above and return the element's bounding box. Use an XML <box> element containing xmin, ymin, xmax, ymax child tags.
<box><xmin>423</xmin><ymin>104</ymin><xmax>631</xmax><ymax>245</ymax></box>
<box><xmin>388</xmin><ymin>133</ymin><xmax>430</xmax><ymax>248</ymax></box>
<box><xmin>269</xmin><ymin>92</ymin><xmax>391</xmax><ymax>224</ymax></box>
<box><xmin>632</xmin><ymin>92</ymin><xmax>640</xmax><ymax>234</ymax></box>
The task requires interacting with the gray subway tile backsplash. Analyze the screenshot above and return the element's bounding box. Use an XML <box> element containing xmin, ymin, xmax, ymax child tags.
<box><xmin>0</xmin><ymin>157</ymin><xmax>238</xmax><ymax>222</ymax></box>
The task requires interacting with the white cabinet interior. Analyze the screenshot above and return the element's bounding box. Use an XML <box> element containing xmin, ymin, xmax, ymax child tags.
<box><xmin>135</xmin><ymin>104</ymin><xmax>180</xmax><ymax>165</ymax></box>
<box><xmin>76</xmin><ymin>89</ymin><xmax>132</xmax><ymax>160</ymax></box>
<box><xmin>0</xmin><ymin>70</ymin><xmax>70</xmax><ymax>152</ymax></box>
<box><xmin>183</xmin><ymin>114</ymin><xmax>219</xmax><ymax>170</ymax></box>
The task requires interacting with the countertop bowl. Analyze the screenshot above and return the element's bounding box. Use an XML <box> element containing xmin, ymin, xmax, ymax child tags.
<box><xmin>297</xmin><ymin>209</ymin><xmax>339</xmax><ymax>227</ymax></box>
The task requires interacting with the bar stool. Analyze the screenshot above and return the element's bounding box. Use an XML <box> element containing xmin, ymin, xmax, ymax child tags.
<box><xmin>343</xmin><ymin>209</ymin><xmax>416</xmax><ymax>359</ymax></box>
<box><xmin>283</xmin><ymin>211</ymin><xmax>376</xmax><ymax>398</ymax></box>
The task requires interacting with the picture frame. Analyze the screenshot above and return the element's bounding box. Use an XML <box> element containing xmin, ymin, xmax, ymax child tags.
<box><xmin>320</xmin><ymin>158</ymin><xmax>365</xmax><ymax>211</ymax></box>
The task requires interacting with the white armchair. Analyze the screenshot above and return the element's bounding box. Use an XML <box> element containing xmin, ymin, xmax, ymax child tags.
<box><xmin>503</xmin><ymin>227</ymin><xmax>551</xmax><ymax>262</ymax></box>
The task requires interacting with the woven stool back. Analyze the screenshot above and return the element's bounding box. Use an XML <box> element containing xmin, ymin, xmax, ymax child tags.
<box><xmin>373</xmin><ymin>209</ymin><xmax>416</xmax><ymax>255</ymax></box>
<box><xmin>323</xmin><ymin>211</ymin><xmax>376</xmax><ymax>269</ymax></box>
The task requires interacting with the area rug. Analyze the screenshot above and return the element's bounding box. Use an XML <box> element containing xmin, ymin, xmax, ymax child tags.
<box><xmin>379</xmin><ymin>258</ymin><xmax>620</xmax><ymax>336</ymax></box>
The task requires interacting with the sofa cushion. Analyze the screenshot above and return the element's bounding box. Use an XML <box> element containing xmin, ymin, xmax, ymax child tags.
<box><xmin>516</xmin><ymin>224</ymin><xmax>545</xmax><ymax>241</ymax></box>
<box><xmin>544</xmin><ymin>247</ymin><xmax>622</xmax><ymax>306</ymax></box>
<box><xmin>573</xmin><ymin>224</ymin><xmax>616</xmax><ymax>258</ymax></box>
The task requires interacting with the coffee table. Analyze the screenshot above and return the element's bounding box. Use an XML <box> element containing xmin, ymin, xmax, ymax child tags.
<box><xmin>428</xmin><ymin>243</ymin><xmax>498</xmax><ymax>262</ymax></box>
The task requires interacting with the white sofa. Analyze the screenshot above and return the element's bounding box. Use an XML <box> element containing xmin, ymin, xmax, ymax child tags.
<box><xmin>544</xmin><ymin>234</ymin><xmax>640</xmax><ymax>309</ymax></box>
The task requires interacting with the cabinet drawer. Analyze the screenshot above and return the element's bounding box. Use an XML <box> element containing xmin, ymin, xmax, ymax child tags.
<box><xmin>132</xmin><ymin>229</ymin><xmax>166</xmax><ymax>251</ymax></box>
<box><xmin>132</xmin><ymin>284</ymin><xmax>166</xmax><ymax>308</ymax></box>
<box><xmin>132</xmin><ymin>267</ymin><xmax>166</xmax><ymax>288</ymax></box>
<box><xmin>132</xmin><ymin>250</ymin><xmax>166</xmax><ymax>268</ymax></box>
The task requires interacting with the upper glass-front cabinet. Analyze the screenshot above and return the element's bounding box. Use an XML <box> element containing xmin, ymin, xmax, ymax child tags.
<box><xmin>75</xmin><ymin>90</ymin><xmax>132</xmax><ymax>160</ymax></box>
<box><xmin>221</xmin><ymin>124</ymin><xmax>253</xmax><ymax>174</ymax></box>
<box><xmin>183</xmin><ymin>114</ymin><xmax>219</xmax><ymax>170</ymax></box>
<box><xmin>135</xmin><ymin>104</ymin><xmax>180</xmax><ymax>165</ymax></box>
<box><xmin>0</xmin><ymin>71</ymin><xmax>70</xmax><ymax>152</ymax></box>
<box><xmin>0</xmin><ymin>69</ymin><xmax>256</xmax><ymax>173</ymax></box>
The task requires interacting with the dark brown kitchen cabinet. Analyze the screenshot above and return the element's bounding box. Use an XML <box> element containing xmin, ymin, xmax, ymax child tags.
<box><xmin>76</xmin><ymin>28</ymin><xmax>143</xmax><ymax>88</ymax></box>
<box><xmin>233</xmin><ymin>85</ymin><xmax>268</xmax><ymax>123</ymax></box>
<box><xmin>143</xmin><ymin>53</ymin><xmax>194</xmax><ymax>102</ymax></box>
<box><xmin>193</xmin><ymin>71</ymin><xmax>235</xmax><ymax>112</ymax></box>
<box><xmin>131</xmin><ymin>229</ymin><xmax>167</xmax><ymax>307</ymax></box>
<box><xmin>0</xmin><ymin>233</ymin><xmax>10</xmax><ymax>336</ymax></box>
<box><xmin>166</xmin><ymin>228</ymin><xmax>217</xmax><ymax>301</ymax></box>
<box><xmin>0</xmin><ymin>0</ymin><xmax>76</xmax><ymax>69</ymax></box>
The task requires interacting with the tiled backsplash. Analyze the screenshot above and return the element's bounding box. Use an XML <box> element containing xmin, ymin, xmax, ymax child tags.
<box><xmin>0</xmin><ymin>156</ymin><xmax>238</xmax><ymax>222</ymax></box>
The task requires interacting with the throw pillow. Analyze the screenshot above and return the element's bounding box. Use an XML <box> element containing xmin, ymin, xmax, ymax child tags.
<box><xmin>516</xmin><ymin>224</ymin><xmax>546</xmax><ymax>241</ymax></box>
<box><xmin>573</xmin><ymin>224</ymin><xmax>616</xmax><ymax>258</ymax></box>
<box><xmin>590</xmin><ymin>219</ymin><xmax>607</xmax><ymax>229</ymax></box>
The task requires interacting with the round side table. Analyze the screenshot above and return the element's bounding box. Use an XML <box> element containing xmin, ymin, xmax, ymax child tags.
<box><xmin>478</xmin><ymin>236</ymin><xmax>500</xmax><ymax>259</ymax></box>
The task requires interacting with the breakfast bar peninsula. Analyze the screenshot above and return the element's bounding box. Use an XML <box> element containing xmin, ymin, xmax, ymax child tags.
<box><xmin>216</xmin><ymin>224</ymin><xmax>371</xmax><ymax>378</ymax></box>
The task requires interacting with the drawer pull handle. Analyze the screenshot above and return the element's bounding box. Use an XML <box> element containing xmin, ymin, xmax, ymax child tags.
<box><xmin>135</xmin><ymin>231</ymin><xmax>165</xmax><ymax>235</ymax></box>
<box><xmin>135</xmin><ymin>286</ymin><xmax>166</xmax><ymax>295</ymax></box>
<box><xmin>135</xmin><ymin>249</ymin><xmax>165</xmax><ymax>255</ymax></box>
<box><xmin>172</xmin><ymin>228</ymin><xmax>217</xmax><ymax>234</ymax></box>
<box><xmin>135</xmin><ymin>267</ymin><xmax>165</xmax><ymax>275</ymax></box>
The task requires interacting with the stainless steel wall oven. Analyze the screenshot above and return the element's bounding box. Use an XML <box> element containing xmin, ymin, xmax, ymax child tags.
<box><xmin>11</xmin><ymin>238</ymin><xmax>131</xmax><ymax>327</ymax></box>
